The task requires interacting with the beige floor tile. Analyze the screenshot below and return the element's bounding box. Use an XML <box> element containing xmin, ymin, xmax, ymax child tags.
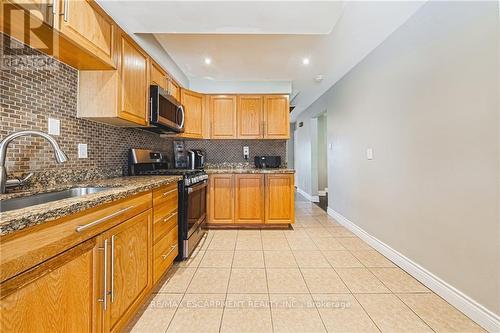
<box><xmin>228</xmin><ymin>268</ymin><xmax>268</xmax><ymax>293</ymax></box>
<box><xmin>326</xmin><ymin>226</ymin><xmax>356</xmax><ymax>237</ymax></box>
<box><xmin>262</xmin><ymin>237</ymin><xmax>291</xmax><ymax>250</ymax></box>
<box><xmin>338</xmin><ymin>237</ymin><xmax>373</xmax><ymax>251</ymax></box>
<box><xmin>355</xmin><ymin>294</ymin><xmax>433</xmax><ymax>332</ymax></box>
<box><xmin>301</xmin><ymin>268</ymin><xmax>350</xmax><ymax>293</ymax></box>
<box><xmin>322</xmin><ymin>250</ymin><xmax>364</xmax><ymax>268</ymax></box>
<box><xmin>267</xmin><ymin>268</ymin><xmax>309</xmax><ymax>293</ymax></box>
<box><xmin>199</xmin><ymin>250</ymin><xmax>234</xmax><ymax>268</ymax></box>
<box><xmin>287</xmin><ymin>237</ymin><xmax>319</xmax><ymax>250</ymax></box>
<box><xmin>313</xmin><ymin>237</ymin><xmax>347</xmax><ymax>251</ymax></box>
<box><xmin>398</xmin><ymin>293</ymin><xmax>486</xmax><ymax>332</ymax></box>
<box><xmin>237</xmin><ymin>230</ymin><xmax>261</xmax><ymax>237</ymax></box>
<box><xmin>264</xmin><ymin>250</ymin><xmax>297</xmax><ymax>267</ymax></box>
<box><xmin>232</xmin><ymin>250</ymin><xmax>265</xmax><ymax>268</ymax></box>
<box><xmin>207</xmin><ymin>237</ymin><xmax>236</xmax><ymax>250</ymax></box>
<box><xmin>186</xmin><ymin>268</ymin><xmax>230</xmax><ymax>293</ymax></box>
<box><xmin>235</xmin><ymin>236</ymin><xmax>263</xmax><ymax>250</ymax></box>
<box><xmin>128</xmin><ymin>293</ymin><xmax>183</xmax><ymax>333</ymax></box>
<box><xmin>166</xmin><ymin>294</ymin><xmax>225</xmax><ymax>333</ymax></box>
<box><xmin>221</xmin><ymin>294</ymin><xmax>273</xmax><ymax>333</ymax></box>
<box><xmin>312</xmin><ymin>294</ymin><xmax>380</xmax><ymax>332</ymax></box>
<box><xmin>292</xmin><ymin>250</ymin><xmax>331</xmax><ymax>268</ymax></box>
<box><xmin>336</xmin><ymin>268</ymin><xmax>390</xmax><ymax>293</ymax></box>
<box><xmin>174</xmin><ymin>249</ymin><xmax>205</xmax><ymax>268</ymax></box>
<box><xmin>158</xmin><ymin>267</ymin><xmax>197</xmax><ymax>293</ymax></box>
<box><xmin>351</xmin><ymin>250</ymin><xmax>396</xmax><ymax>268</ymax></box>
<box><xmin>270</xmin><ymin>294</ymin><xmax>326</xmax><ymax>332</ymax></box>
<box><xmin>260</xmin><ymin>230</ymin><xmax>285</xmax><ymax>238</ymax></box>
<box><xmin>305</xmin><ymin>227</ymin><xmax>333</xmax><ymax>238</ymax></box>
<box><xmin>370</xmin><ymin>268</ymin><xmax>429</xmax><ymax>293</ymax></box>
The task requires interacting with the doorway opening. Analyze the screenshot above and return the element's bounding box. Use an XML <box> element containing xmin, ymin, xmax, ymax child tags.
<box><xmin>315</xmin><ymin>112</ymin><xmax>328</xmax><ymax>211</ymax></box>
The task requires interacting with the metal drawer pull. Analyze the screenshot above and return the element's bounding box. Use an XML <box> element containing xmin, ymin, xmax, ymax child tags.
<box><xmin>161</xmin><ymin>244</ymin><xmax>177</xmax><ymax>260</ymax></box>
<box><xmin>110</xmin><ymin>235</ymin><xmax>116</xmax><ymax>303</ymax></box>
<box><xmin>63</xmin><ymin>0</ymin><xmax>69</xmax><ymax>22</ymax></box>
<box><xmin>98</xmin><ymin>239</ymin><xmax>108</xmax><ymax>311</ymax></box>
<box><xmin>163</xmin><ymin>211</ymin><xmax>177</xmax><ymax>222</ymax></box>
<box><xmin>75</xmin><ymin>206</ymin><xmax>133</xmax><ymax>232</ymax></box>
<box><xmin>163</xmin><ymin>188</ymin><xmax>177</xmax><ymax>197</ymax></box>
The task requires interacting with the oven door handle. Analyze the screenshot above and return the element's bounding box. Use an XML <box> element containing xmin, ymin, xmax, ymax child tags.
<box><xmin>187</xmin><ymin>180</ymin><xmax>207</xmax><ymax>194</ymax></box>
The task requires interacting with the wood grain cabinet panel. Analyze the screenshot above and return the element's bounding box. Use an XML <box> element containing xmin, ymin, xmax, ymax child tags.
<box><xmin>0</xmin><ymin>239</ymin><xmax>97</xmax><ymax>333</ymax></box>
<box><xmin>180</xmin><ymin>89</ymin><xmax>204</xmax><ymax>138</ymax></box>
<box><xmin>264</xmin><ymin>95</ymin><xmax>290</xmax><ymax>139</ymax></box>
<box><xmin>168</xmin><ymin>77</ymin><xmax>180</xmax><ymax>101</ymax></box>
<box><xmin>150</xmin><ymin>61</ymin><xmax>167</xmax><ymax>90</ymax></box>
<box><xmin>238</xmin><ymin>95</ymin><xmax>264</xmax><ymax>139</ymax></box>
<box><xmin>57</xmin><ymin>0</ymin><xmax>114</xmax><ymax>67</ymax></box>
<box><xmin>265</xmin><ymin>174</ymin><xmax>294</xmax><ymax>224</ymax></box>
<box><xmin>235</xmin><ymin>174</ymin><xmax>265</xmax><ymax>224</ymax></box>
<box><xmin>209</xmin><ymin>174</ymin><xmax>234</xmax><ymax>224</ymax></box>
<box><xmin>210</xmin><ymin>95</ymin><xmax>237</xmax><ymax>139</ymax></box>
<box><xmin>118</xmin><ymin>33</ymin><xmax>149</xmax><ymax>126</ymax></box>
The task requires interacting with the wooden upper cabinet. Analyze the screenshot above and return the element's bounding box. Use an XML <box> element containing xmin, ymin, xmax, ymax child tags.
<box><xmin>180</xmin><ymin>89</ymin><xmax>204</xmax><ymax>138</ymax></box>
<box><xmin>101</xmin><ymin>210</ymin><xmax>152</xmax><ymax>333</ymax></box>
<box><xmin>209</xmin><ymin>174</ymin><xmax>234</xmax><ymax>224</ymax></box>
<box><xmin>210</xmin><ymin>95</ymin><xmax>237</xmax><ymax>139</ymax></box>
<box><xmin>264</xmin><ymin>95</ymin><xmax>290</xmax><ymax>139</ymax></box>
<box><xmin>235</xmin><ymin>174</ymin><xmax>265</xmax><ymax>224</ymax></box>
<box><xmin>7</xmin><ymin>0</ymin><xmax>56</xmax><ymax>26</ymax></box>
<box><xmin>168</xmin><ymin>77</ymin><xmax>180</xmax><ymax>101</ymax></box>
<box><xmin>117</xmin><ymin>32</ymin><xmax>149</xmax><ymax>126</ymax></box>
<box><xmin>150</xmin><ymin>61</ymin><xmax>167</xmax><ymax>90</ymax></box>
<box><xmin>0</xmin><ymin>239</ymin><xmax>98</xmax><ymax>333</ymax></box>
<box><xmin>238</xmin><ymin>95</ymin><xmax>264</xmax><ymax>139</ymax></box>
<box><xmin>265</xmin><ymin>174</ymin><xmax>294</xmax><ymax>224</ymax></box>
<box><xmin>57</xmin><ymin>0</ymin><xmax>114</xmax><ymax>68</ymax></box>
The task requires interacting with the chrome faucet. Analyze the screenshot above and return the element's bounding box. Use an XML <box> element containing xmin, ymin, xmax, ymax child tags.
<box><xmin>0</xmin><ymin>130</ymin><xmax>68</xmax><ymax>194</ymax></box>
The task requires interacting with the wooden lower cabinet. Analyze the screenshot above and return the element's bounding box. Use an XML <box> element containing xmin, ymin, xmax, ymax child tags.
<box><xmin>0</xmin><ymin>239</ymin><xmax>98</xmax><ymax>333</ymax></box>
<box><xmin>235</xmin><ymin>174</ymin><xmax>265</xmax><ymax>224</ymax></box>
<box><xmin>265</xmin><ymin>174</ymin><xmax>294</xmax><ymax>224</ymax></box>
<box><xmin>209</xmin><ymin>174</ymin><xmax>235</xmax><ymax>224</ymax></box>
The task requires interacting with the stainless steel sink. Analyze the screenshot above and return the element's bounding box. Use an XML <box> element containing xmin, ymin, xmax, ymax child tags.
<box><xmin>0</xmin><ymin>187</ymin><xmax>111</xmax><ymax>213</ymax></box>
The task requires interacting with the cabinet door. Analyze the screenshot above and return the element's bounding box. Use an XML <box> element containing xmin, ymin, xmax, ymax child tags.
<box><xmin>102</xmin><ymin>210</ymin><xmax>152</xmax><ymax>333</ymax></box>
<box><xmin>238</xmin><ymin>95</ymin><xmax>263</xmax><ymax>139</ymax></box>
<box><xmin>8</xmin><ymin>0</ymin><xmax>56</xmax><ymax>26</ymax></box>
<box><xmin>235</xmin><ymin>174</ymin><xmax>264</xmax><ymax>224</ymax></box>
<box><xmin>150</xmin><ymin>61</ymin><xmax>167</xmax><ymax>90</ymax></box>
<box><xmin>265</xmin><ymin>174</ymin><xmax>294</xmax><ymax>224</ymax></box>
<box><xmin>180</xmin><ymin>89</ymin><xmax>204</xmax><ymax>138</ymax></box>
<box><xmin>264</xmin><ymin>95</ymin><xmax>290</xmax><ymax>139</ymax></box>
<box><xmin>208</xmin><ymin>174</ymin><xmax>234</xmax><ymax>224</ymax></box>
<box><xmin>118</xmin><ymin>33</ymin><xmax>149</xmax><ymax>126</ymax></box>
<box><xmin>210</xmin><ymin>95</ymin><xmax>237</xmax><ymax>139</ymax></box>
<box><xmin>0</xmin><ymin>239</ymin><xmax>98</xmax><ymax>333</ymax></box>
<box><xmin>57</xmin><ymin>0</ymin><xmax>114</xmax><ymax>67</ymax></box>
<box><xmin>168</xmin><ymin>78</ymin><xmax>180</xmax><ymax>101</ymax></box>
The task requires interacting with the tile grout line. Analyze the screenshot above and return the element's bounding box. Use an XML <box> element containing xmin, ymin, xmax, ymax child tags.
<box><xmin>260</xmin><ymin>230</ymin><xmax>276</xmax><ymax>333</ymax></box>
<box><xmin>218</xmin><ymin>230</ymin><xmax>238</xmax><ymax>333</ymax></box>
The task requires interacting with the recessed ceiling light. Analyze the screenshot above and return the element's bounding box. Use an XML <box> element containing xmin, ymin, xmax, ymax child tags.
<box><xmin>204</xmin><ymin>57</ymin><xmax>212</xmax><ymax>65</ymax></box>
<box><xmin>302</xmin><ymin>58</ymin><xmax>310</xmax><ymax>65</ymax></box>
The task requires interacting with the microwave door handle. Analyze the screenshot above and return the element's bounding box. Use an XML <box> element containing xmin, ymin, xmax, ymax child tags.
<box><xmin>178</xmin><ymin>105</ymin><xmax>185</xmax><ymax>128</ymax></box>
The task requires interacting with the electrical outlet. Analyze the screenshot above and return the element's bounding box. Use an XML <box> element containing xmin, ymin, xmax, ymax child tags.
<box><xmin>47</xmin><ymin>118</ymin><xmax>60</xmax><ymax>135</ymax></box>
<box><xmin>243</xmin><ymin>146</ymin><xmax>250</xmax><ymax>160</ymax></box>
<box><xmin>78</xmin><ymin>144</ymin><xmax>88</xmax><ymax>159</ymax></box>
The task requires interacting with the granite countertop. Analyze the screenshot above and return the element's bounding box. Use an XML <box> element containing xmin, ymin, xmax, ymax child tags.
<box><xmin>205</xmin><ymin>168</ymin><xmax>295</xmax><ymax>174</ymax></box>
<box><xmin>0</xmin><ymin>175</ymin><xmax>181</xmax><ymax>236</ymax></box>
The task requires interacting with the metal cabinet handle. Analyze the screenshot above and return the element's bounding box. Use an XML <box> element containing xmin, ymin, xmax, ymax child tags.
<box><xmin>163</xmin><ymin>211</ymin><xmax>177</xmax><ymax>222</ymax></box>
<box><xmin>75</xmin><ymin>206</ymin><xmax>133</xmax><ymax>232</ymax></box>
<box><xmin>110</xmin><ymin>235</ymin><xmax>115</xmax><ymax>303</ymax></box>
<box><xmin>163</xmin><ymin>188</ymin><xmax>177</xmax><ymax>197</ymax></box>
<box><xmin>98</xmin><ymin>239</ymin><xmax>108</xmax><ymax>311</ymax></box>
<box><xmin>161</xmin><ymin>244</ymin><xmax>177</xmax><ymax>260</ymax></box>
<box><xmin>63</xmin><ymin>0</ymin><xmax>69</xmax><ymax>22</ymax></box>
<box><xmin>49</xmin><ymin>0</ymin><xmax>56</xmax><ymax>15</ymax></box>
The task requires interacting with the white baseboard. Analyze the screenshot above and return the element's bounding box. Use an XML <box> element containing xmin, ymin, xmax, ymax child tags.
<box><xmin>297</xmin><ymin>188</ymin><xmax>320</xmax><ymax>202</ymax></box>
<box><xmin>327</xmin><ymin>207</ymin><xmax>500</xmax><ymax>333</ymax></box>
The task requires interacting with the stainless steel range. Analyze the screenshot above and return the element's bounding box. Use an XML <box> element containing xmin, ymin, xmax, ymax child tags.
<box><xmin>128</xmin><ymin>149</ymin><xmax>208</xmax><ymax>260</ymax></box>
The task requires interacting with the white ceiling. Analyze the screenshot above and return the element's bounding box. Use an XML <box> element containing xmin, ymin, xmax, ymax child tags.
<box><xmin>98</xmin><ymin>1</ymin><xmax>425</xmax><ymax>119</ymax></box>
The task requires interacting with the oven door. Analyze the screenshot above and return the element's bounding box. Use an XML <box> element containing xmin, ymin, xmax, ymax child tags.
<box><xmin>186</xmin><ymin>180</ymin><xmax>207</xmax><ymax>237</ymax></box>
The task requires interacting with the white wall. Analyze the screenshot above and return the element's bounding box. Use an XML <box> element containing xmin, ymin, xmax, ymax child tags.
<box><xmin>295</xmin><ymin>0</ymin><xmax>499</xmax><ymax>321</ymax></box>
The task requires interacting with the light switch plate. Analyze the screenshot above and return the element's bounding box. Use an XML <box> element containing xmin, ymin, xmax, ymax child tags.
<box><xmin>78</xmin><ymin>144</ymin><xmax>88</xmax><ymax>159</ymax></box>
<box><xmin>243</xmin><ymin>146</ymin><xmax>249</xmax><ymax>159</ymax></box>
<box><xmin>47</xmin><ymin>118</ymin><xmax>60</xmax><ymax>136</ymax></box>
<box><xmin>366</xmin><ymin>148</ymin><xmax>374</xmax><ymax>160</ymax></box>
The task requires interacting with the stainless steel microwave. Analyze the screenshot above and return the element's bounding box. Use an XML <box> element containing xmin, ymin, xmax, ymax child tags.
<box><xmin>146</xmin><ymin>85</ymin><xmax>185</xmax><ymax>134</ymax></box>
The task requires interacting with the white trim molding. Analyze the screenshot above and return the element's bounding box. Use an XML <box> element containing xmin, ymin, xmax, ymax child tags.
<box><xmin>327</xmin><ymin>207</ymin><xmax>500</xmax><ymax>333</ymax></box>
<box><xmin>297</xmin><ymin>188</ymin><xmax>320</xmax><ymax>202</ymax></box>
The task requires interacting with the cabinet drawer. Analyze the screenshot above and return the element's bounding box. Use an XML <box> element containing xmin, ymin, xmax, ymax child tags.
<box><xmin>153</xmin><ymin>209</ymin><xmax>178</xmax><ymax>244</ymax></box>
<box><xmin>153</xmin><ymin>183</ymin><xmax>178</xmax><ymax>224</ymax></box>
<box><xmin>153</xmin><ymin>227</ymin><xmax>178</xmax><ymax>284</ymax></box>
